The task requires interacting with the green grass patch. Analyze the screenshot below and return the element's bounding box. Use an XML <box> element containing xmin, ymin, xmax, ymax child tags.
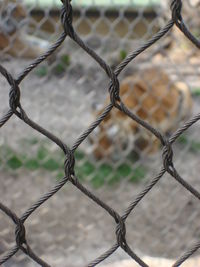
<box><xmin>1</xmin><ymin>146</ymin><xmax>15</xmax><ymax>158</ymax></box>
<box><xmin>107</xmin><ymin>173</ymin><xmax>122</xmax><ymax>185</ymax></box>
<box><xmin>192</xmin><ymin>88</ymin><xmax>200</xmax><ymax>96</ymax></box>
<box><xmin>90</xmin><ymin>163</ymin><xmax>113</xmax><ymax>188</ymax></box>
<box><xmin>61</xmin><ymin>54</ymin><xmax>70</xmax><ymax>66</ymax></box>
<box><xmin>24</xmin><ymin>159</ymin><xmax>40</xmax><ymax>170</ymax></box>
<box><xmin>37</xmin><ymin>146</ymin><xmax>49</xmax><ymax>161</ymax></box>
<box><xmin>77</xmin><ymin>161</ymin><xmax>95</xmax><ymax>176</ymax></box>
<box><xmin>90</xmin><ymin>162</ymin><xmax>146</xmax><ymax>187</ymax></box>
<box><xmin>52</xmin><ymin>63</ymin><xmax>66</xmax><ymax>76</ymax></box>
<box><xmin>42</xmin><ymin>159</ymin><xmax>61</xmax><ymax>171</ymax></box>
<box><xmin>119</xmin><ymin>50</ymin><xmax>127</xmax><ymax>61</ymax></box>
<box><xmin>35</xmin><ymin>66</ymin><xmax>48</xmax><ymax>77</ymax></box>
<box><xmin>91</xmin><ymin>174</ymin><xmax>105</xmax><ymax>188</ymax></box>
<box><xmin>178</xmin><ymin>135</ymin><xmax>200</xmax><ymax>153</ymax></box>
<box><xmin>75</xmin><ymin>150</ymin><xmax>85</xmax><ymax>161</ymax></box>
<box><xmin>7</xmin><ymin>156</ymin><xmax>23</xmax><ymax>170</ymax></box>
<box><xmin>98</xmin><ymin>163</ymin><xmax>112</xmax><ymax>176</ymax></box>
<box><xmin>108</xmin><ymin>164</ymin><xmax>146</xmax><ymax>185</ymax></box>
<box><xmin>177</xmin><ymin>135</ymin><xmax>189</xmax><ymax>145</ymax></box>
<box><xmin>0</xmin><ymin>140</ymin><xmax>147</xmax><ymax>187</ymax></box>
<box><xmin>56</xmin><ymin>172</ymin><xmax>64</xmax><ymax>180</ymax></box>
<box><xmin>117</xmin><ymin>163</ymin><xmax>132</xmax><ymax>177</ymax></box>
<box><xmin>34</xmin><ymin>54</ymin><xmax>71</xmax><ymax>78</ymax></box>
<box><xmin>190</xmin><ymin>141</ymin><xmax>200</xmax><ymax>153</ymax></box>
<box><xmin>129</xmin><ymin>166</ymin><xmax>146</xmax><ymax>183</ymax></box>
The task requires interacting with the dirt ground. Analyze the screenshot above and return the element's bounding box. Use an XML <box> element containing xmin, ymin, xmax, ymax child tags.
<box><xmin>1</xmin><ymin>162</ymin><xmax>200</xmax><ymax>267</ymax></box>
<box><xmin>0</xmin><ymin>55</ymin><xmax>200</xmax><ymax>267</ymax></box>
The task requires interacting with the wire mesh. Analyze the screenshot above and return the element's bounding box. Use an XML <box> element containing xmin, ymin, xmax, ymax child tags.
<box><xmin>0</xmin><ymin>0</ymin><xmax>200</xmax><ymax>266</ymax></box>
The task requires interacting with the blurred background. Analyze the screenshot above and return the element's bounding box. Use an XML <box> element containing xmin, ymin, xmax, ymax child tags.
<box><xmin>0</xmin><ymin>0</ymin><xmax>200</xmax><ymax>266</ymax></box>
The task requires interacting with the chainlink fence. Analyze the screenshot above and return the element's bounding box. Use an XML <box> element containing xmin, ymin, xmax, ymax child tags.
<box><xmin>0</xmin><ymin>0</ymin><xmax>200</xmax><ymax>266</ymax></box>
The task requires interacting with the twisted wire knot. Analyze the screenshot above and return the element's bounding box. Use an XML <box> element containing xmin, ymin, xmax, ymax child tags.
<box><xmin>9</xmin><ymin>82</ymin><xmax>21</xmax><ymax>111</ymax></box>
<box><xmin>109</xmin><ymin>75</ymin><xmax>120</xmax><ymax>107</ymax></box>
<box><xmin>15</xmin><ymin>220</ymin><xmax>26</xmax><ymax>247</ymax></box>
<box><xmin>162</xmin><ymin>140</ymin><xmax>174</xmax><ymax>172</ymax></box>
<box><xmin>64</xmin><ymin>148</ymin><xmax>75</xmax><ymax>176</ymax></box>
<box><xmin>171</xmin><ymin>0</ymin><xmax>183</xmax><ymax>24</ymax></box>
<box><xmin>0</xmin><ymin>65</ymin><xmax>21</xmax><ymax>111</ymax></box>
<box><xmin>60</xmin><ymin>0</ymin><xmax>74</xmax><ymax>36</ymax></box>
<box><xmin>115</xmin><ymin>215</ymin><xmax>127</xmax><ymax>249</ymax></box>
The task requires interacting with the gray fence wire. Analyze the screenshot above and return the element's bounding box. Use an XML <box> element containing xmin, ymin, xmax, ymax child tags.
<box><xmin>0</xmin><ymin>0</ymin><xmax>200</xmax><ymax>266</ymax></box>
